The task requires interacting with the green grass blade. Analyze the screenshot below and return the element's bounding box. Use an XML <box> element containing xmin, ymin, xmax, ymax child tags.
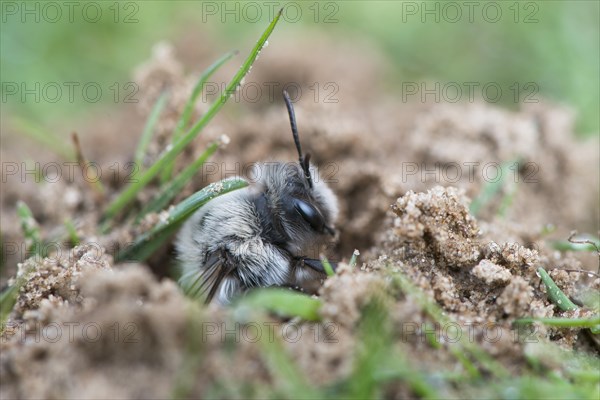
<box><xmin>0</xmin><ymin>263</ymin><xmax>38</xmax><ymax>330</ymax></box>
<box><xmin>514</xmin><ymin>316</ymin><xmax>600</xmax><ymax>329</ymax></box>
<box><xmin>134</xmin><ymin>91</ymin><xmax>169</xmax><ymax>170</ymax></box>
<box><xmin>497</xmin><ymin>175</ymin><xmax>518</xmax><ymax>218</ymax></box>
<box><xmin>343</xmin><ymin>295</ymin><xmax>439</xmax><ymax>399</ymax></box>
<box><xmin>234</xmin><ymin>288</ymin><xmax>322</xmax><ymax>322</ymax></box>
<box><xmin>102</xmin><ymin>9</ymin><xmax>282</xmax><ymax>222</ymax></box>
<box><xmin>469</xmin><ymin>159</ymin><xmax>517</xmax><ymax>217</ymax></box>
<box><xmin>578</xmin><ymin>288</ymin><xmax>600</xmax><ymax>311</ymax></box>
<box><xmin>321</xmin><ymin>256</ymin><xmax>335</xmax><ymax>277</ymax></box>
<box><xmin>537</xmin><ymin>267</ymin><xmax>578</xmax><ymax>311</ymax></box>
<box><xmin>71</xmin><ymin>132</ymin><xmax>106</xmax><ymax>197</ymax></box>
<box><xmin>349</xmin><ymin>249</ymin><xmax>360</xmax><ymax>269</ymax></box>
<box><xmin>23</xmin><ymin>159</ymin><xmax>44</xmax><ymax>183</ymax></box>
<box><xmin>175</xmin><ymin>51</ymin><xmax>238</xmax><ymax>141</ymax></box>
<box><xmin>391</xmin><ymin>270</ymin><xmax>509</xmax><ymax>379</ymax></box>
<box><xmin>171</xmin><ymin>305</ymin><xmax>206</xmax><ymax>399</ymax></box>
<box><xmin>11</xmin><ymin>117</ymin><xmax>74</xmax><ymax>160</ymax></box>
<box><xmin>371</xmin><ymin>364</ymin><xmax>438</xmax><ymax>400</ymax></box>
<box><xmin>257</xmin><ymin>329</ymin><xmax>322</xmax><ymax>399</ymax></box>
<box><xmin>17</xmin><ymin>201</ymin><xmax>42</xmax><ymax>255</ymax></box>
<box><xmin>0</xmin><ymin>285</ymin><xmax>19</xmax><ymax>329</ymax></box>
<box><xmin>116</xmin><ymin>178</ymin><xmax>247</xmax><ymax>262</ymax></box>
<box><xmin>64</xmin><ymin>219</ymin><xmax>80</xmax><ymax>246</ymax></box>
<box><xmin>136</xmin><ymin>139</ymin><xmax>222</xmax><ymax>222</ymax></box>
<box><xmin>551</xmin><ymin>238</ymin><xmax>600</xmax><ymax>252</ymax></box>
<box><xmin>161</xmin><ymin>50</ymin><xmax>238</xmax><ymax>182</ymax></box>
<box><xmin>346</xmin><ymin>297</ymin><xmax>392</xmax><ymax>399</ymax></box>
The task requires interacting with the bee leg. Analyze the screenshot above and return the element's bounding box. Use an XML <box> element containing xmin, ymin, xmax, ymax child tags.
<box><xmin>201</xmin><ymin>248</ymin><xmax>238</xmax><ymax>304</ymax></box>
<box><xmin>301</xmin><ymin>257</ymin><xmax>338</xmax><ymax>273</ymax></box>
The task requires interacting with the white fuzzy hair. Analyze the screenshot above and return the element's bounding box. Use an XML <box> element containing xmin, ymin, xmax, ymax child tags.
<box><xmin>176</xmin><ymin>161</ymin><xmax>338</xmax><ymax>304</ymax></box>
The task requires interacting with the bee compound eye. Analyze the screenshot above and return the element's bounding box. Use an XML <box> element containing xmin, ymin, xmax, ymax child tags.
<box><xmin>293</xmin><ymin>199</ymin><xmax>325</xmax><ymax>233</ymax></box>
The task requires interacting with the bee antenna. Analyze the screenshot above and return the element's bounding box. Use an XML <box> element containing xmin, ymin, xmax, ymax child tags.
<box><xmin>283</xmin><ymin>90</ymin><xmax>313</xmax><ymax>188</ymax></box>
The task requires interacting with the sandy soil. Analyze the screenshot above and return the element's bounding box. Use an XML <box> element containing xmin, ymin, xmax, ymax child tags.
<box><xmin>1</xmin><ymin>34</ymin><xmax>599</xmax><ymax>399</ymax></box>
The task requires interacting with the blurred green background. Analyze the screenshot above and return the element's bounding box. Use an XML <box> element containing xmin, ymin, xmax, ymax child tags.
<box><xmin>2</xmin><ymin>1</ymin><xmax>599</xmax><ymax>136</ymax></box>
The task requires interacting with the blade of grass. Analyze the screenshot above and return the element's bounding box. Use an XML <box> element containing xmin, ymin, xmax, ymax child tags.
<box><xmin>469</xmin><ymin>159</ymin><xmax>517</xmax><ymax>217</ymax></box>
<box><xmin>391</xmin><ymin>269</ymin><xmax>509</xmax><ymax>379</ymax></box>
<box><xmin>17</xmin><ymin>201</ymin><xmax>42</xmax><ymax>255</ymax></box>
<box><xmin>0</xmin><ymin>234</ymin><xmax>4</xmax><ymax>276</ymax></box>
<box><xmin>63</xmin><ymin>219</ymin><xmax>80</xmax><ymax>246</ymax></box>
<box><xmin>135</xmin><ymin>91</ymin><xmax>169</xmax><ymax>170</ymax></box>
<box><xmin>487</xmin><ymin>376</ymin><xmax>599</xmax><ymax>400</ymax></box>
<box><xmin>349</xmin><ymin>249</ymin><xmax>360</xmax><ymax>269</ymax></box>
<box><xmin>551</xmin><ymin>235</ymin><xmax>600</xmax><ymax>252</ymax></box>
<box><xmin>346</xmin><ymin>297</ymin><xmax>392</xmax><ymax>399</ymax></box>
<box><xmin>423</xmin><ymin>321</ymin><xmax>442</xmax><ymax>349</ymax></box>
<box><xmin>171</xmin><ymin>303</ymin><xmax>206</xmax><ymax>399</ymax></box>
<box><xmin>0</xmin><ymin>263</ymin><xmax>37</xmax><ymax>330</ymax></box>
<box><xmin>497</xmin><ymin>174</ymin><xmax>518</xmax><ymax>218</ymax></box>
<box><xmin>72</xmin><ymin>132</ymin><xmax>106</xmax><ymax>199</ymax></box>
<box><xmin>116</xmin><ymin>178</ymin><xmax>247</xmax><ymax>262</ymax></box>
<box><xmin>11</xmin><ymin>117</ymin><xmax>74</xmax><ymax>160</ymax></box>
<box><xmin>578</xmin><ymin>288</ymin><xmax>600</xmax><ymax>311</ymax></box>
<box><xmin>370</xmin><ymin>362</ymin><xmax>439</xmax><ymax>400</ymax></box>
<box><xmin>161</xmin><ymin>50</ymin><xmax>238</xmax><ymax>183</ymax></box>
<box><xmin>535</xmin><ymin>278</ymin><xmax>600</xmax><ymax>333</ymax></box>
<box><xmin>523</xmin><ymin>341</ymin><xmax>600</xmax><ymax>387</ymax></box>
<box><xmin>135</xmin><ymin>137</ymin><xmax>225</xmax><ymax>222</ymax></box>
<box><xmin>234</xmin><ymin>288</ymin><xmax>322</xmax><ymax>322</ymax></box>
<box><xmin>320</xmin><ymin>256</ymin><xmax>335</xmax><ymax>277</ymax></box>
<box><xmin>0</xmin><ymin>285</ymin><xmax>19</xmax><ymax>329</ymax></box>
<box><xmin>257</xmin><ymin>326</ymin><xmax>322</xmax><ymax>399</ymax></box>
<box><xmin>102</xmin><ymin>9</ymin><xmax>282</xmax><ymax>222</ymax></box>
<box><xmin>551</xmin><ymin>241</ymin><xmax>600</xmax><ymax>252</ymax></box>
<box><xmin>24</xmin><ymin>159</ymin><xmax>44</xmax><ymax>183</ymax></box>
<box><xmin>514</xmin><ymin>316</ymin><xmax>600</xmax><ymax>329</ymax></box>
<box><xmin>346</xmin><ymin>297</ymin><xmax>439</xmax><ymax>399</ymax></box>
<box><xmin>536</xmin><ymin>267</ymin><xmax>578</xmax><ymax>311</ymax></box>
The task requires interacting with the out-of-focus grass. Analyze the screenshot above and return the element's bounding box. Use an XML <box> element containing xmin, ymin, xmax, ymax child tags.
<box><xmin>342</xmin><ymin>295</ymin><xmax>439</xmax><ymax>399</ymax></box>
<box><xmin>1</xmin><ymin>202</ymin><xmax>43</xmax><ymax>328</ymax></box>
<box><xmin>552</xmin><ymin>234</ymin><xmax>600</xmax><ymax>253</ymax></box>
<box><xmin>16</xmin><ymin>201</ymin><xmax>42</xmax><ymax>255</ymax></box>
<box><xmin>175</xmin><ymin>267</ymin><xmax>599</xmax><ymax>399</ymax></box>
<box><xmin>63</xmin><ymin>218</ymin><xmax>80</xmax><ymax>246</ymax></box>
<box><xmin>9</xmin><ymin>118</ymin><xmax>74</xmax><ymax>160</ymax></box>
<box><xmin>233</xmin><ymin>288</ymin><xmax>323</xmax><ymax>321</ymax></box>
<box><xmin>160</xmin><ymin>49</ymin><xmax>238</xmax><ymax>182</ymax></box>
<box><xmin>391</xmin><ymin>269</ymin><xmax>508</xmax><ymax>379</ymax></box>
<box><xmin>515</xmin><ymin>316</ymin><xmax>600</xmax><ymax>329</ymax></box>
<box><xmin>345</xmin><ymin>1</ymin><xmax>599</xmax><ymax>135</ymax></box>
<box><xmin>134</xmin><ymin>90</ymin><xmax>169</xmax><ymax>170</ymax></box>
<box><xmin>2</xmin><ymin>2</ymin><xmax>598</xmax><ymax>136</ymax></box>
<box><xmin>469</xmin><ymin>159</ymin><xmax>519</xmax><ymax>217</ymax></box>
<box><xmin>0</xmin><ymin>284</ymin><xmax>20</xmax><ymax>329</ymax></box>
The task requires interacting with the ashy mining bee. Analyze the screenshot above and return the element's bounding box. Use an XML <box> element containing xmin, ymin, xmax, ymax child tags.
<box><xmin>176</xmin><ymin>91</ymin><xmax>338</xmax><ymax>304</ymax></box>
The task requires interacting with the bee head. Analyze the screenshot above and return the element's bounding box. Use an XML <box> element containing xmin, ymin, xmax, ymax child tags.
<box><xmin>250</xmin><ymin>92</ymin><xmax>338</xmax><ymax>256</ymax></box>
<box><xmin>281</xmin><ymin>90</ymin><xmax>337</xmax><ymax>236</ymax></box>
<box><xmin>253</xmin><ymin>161</ymin><xmax>337</xmax><ymax>259</ymax></box>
